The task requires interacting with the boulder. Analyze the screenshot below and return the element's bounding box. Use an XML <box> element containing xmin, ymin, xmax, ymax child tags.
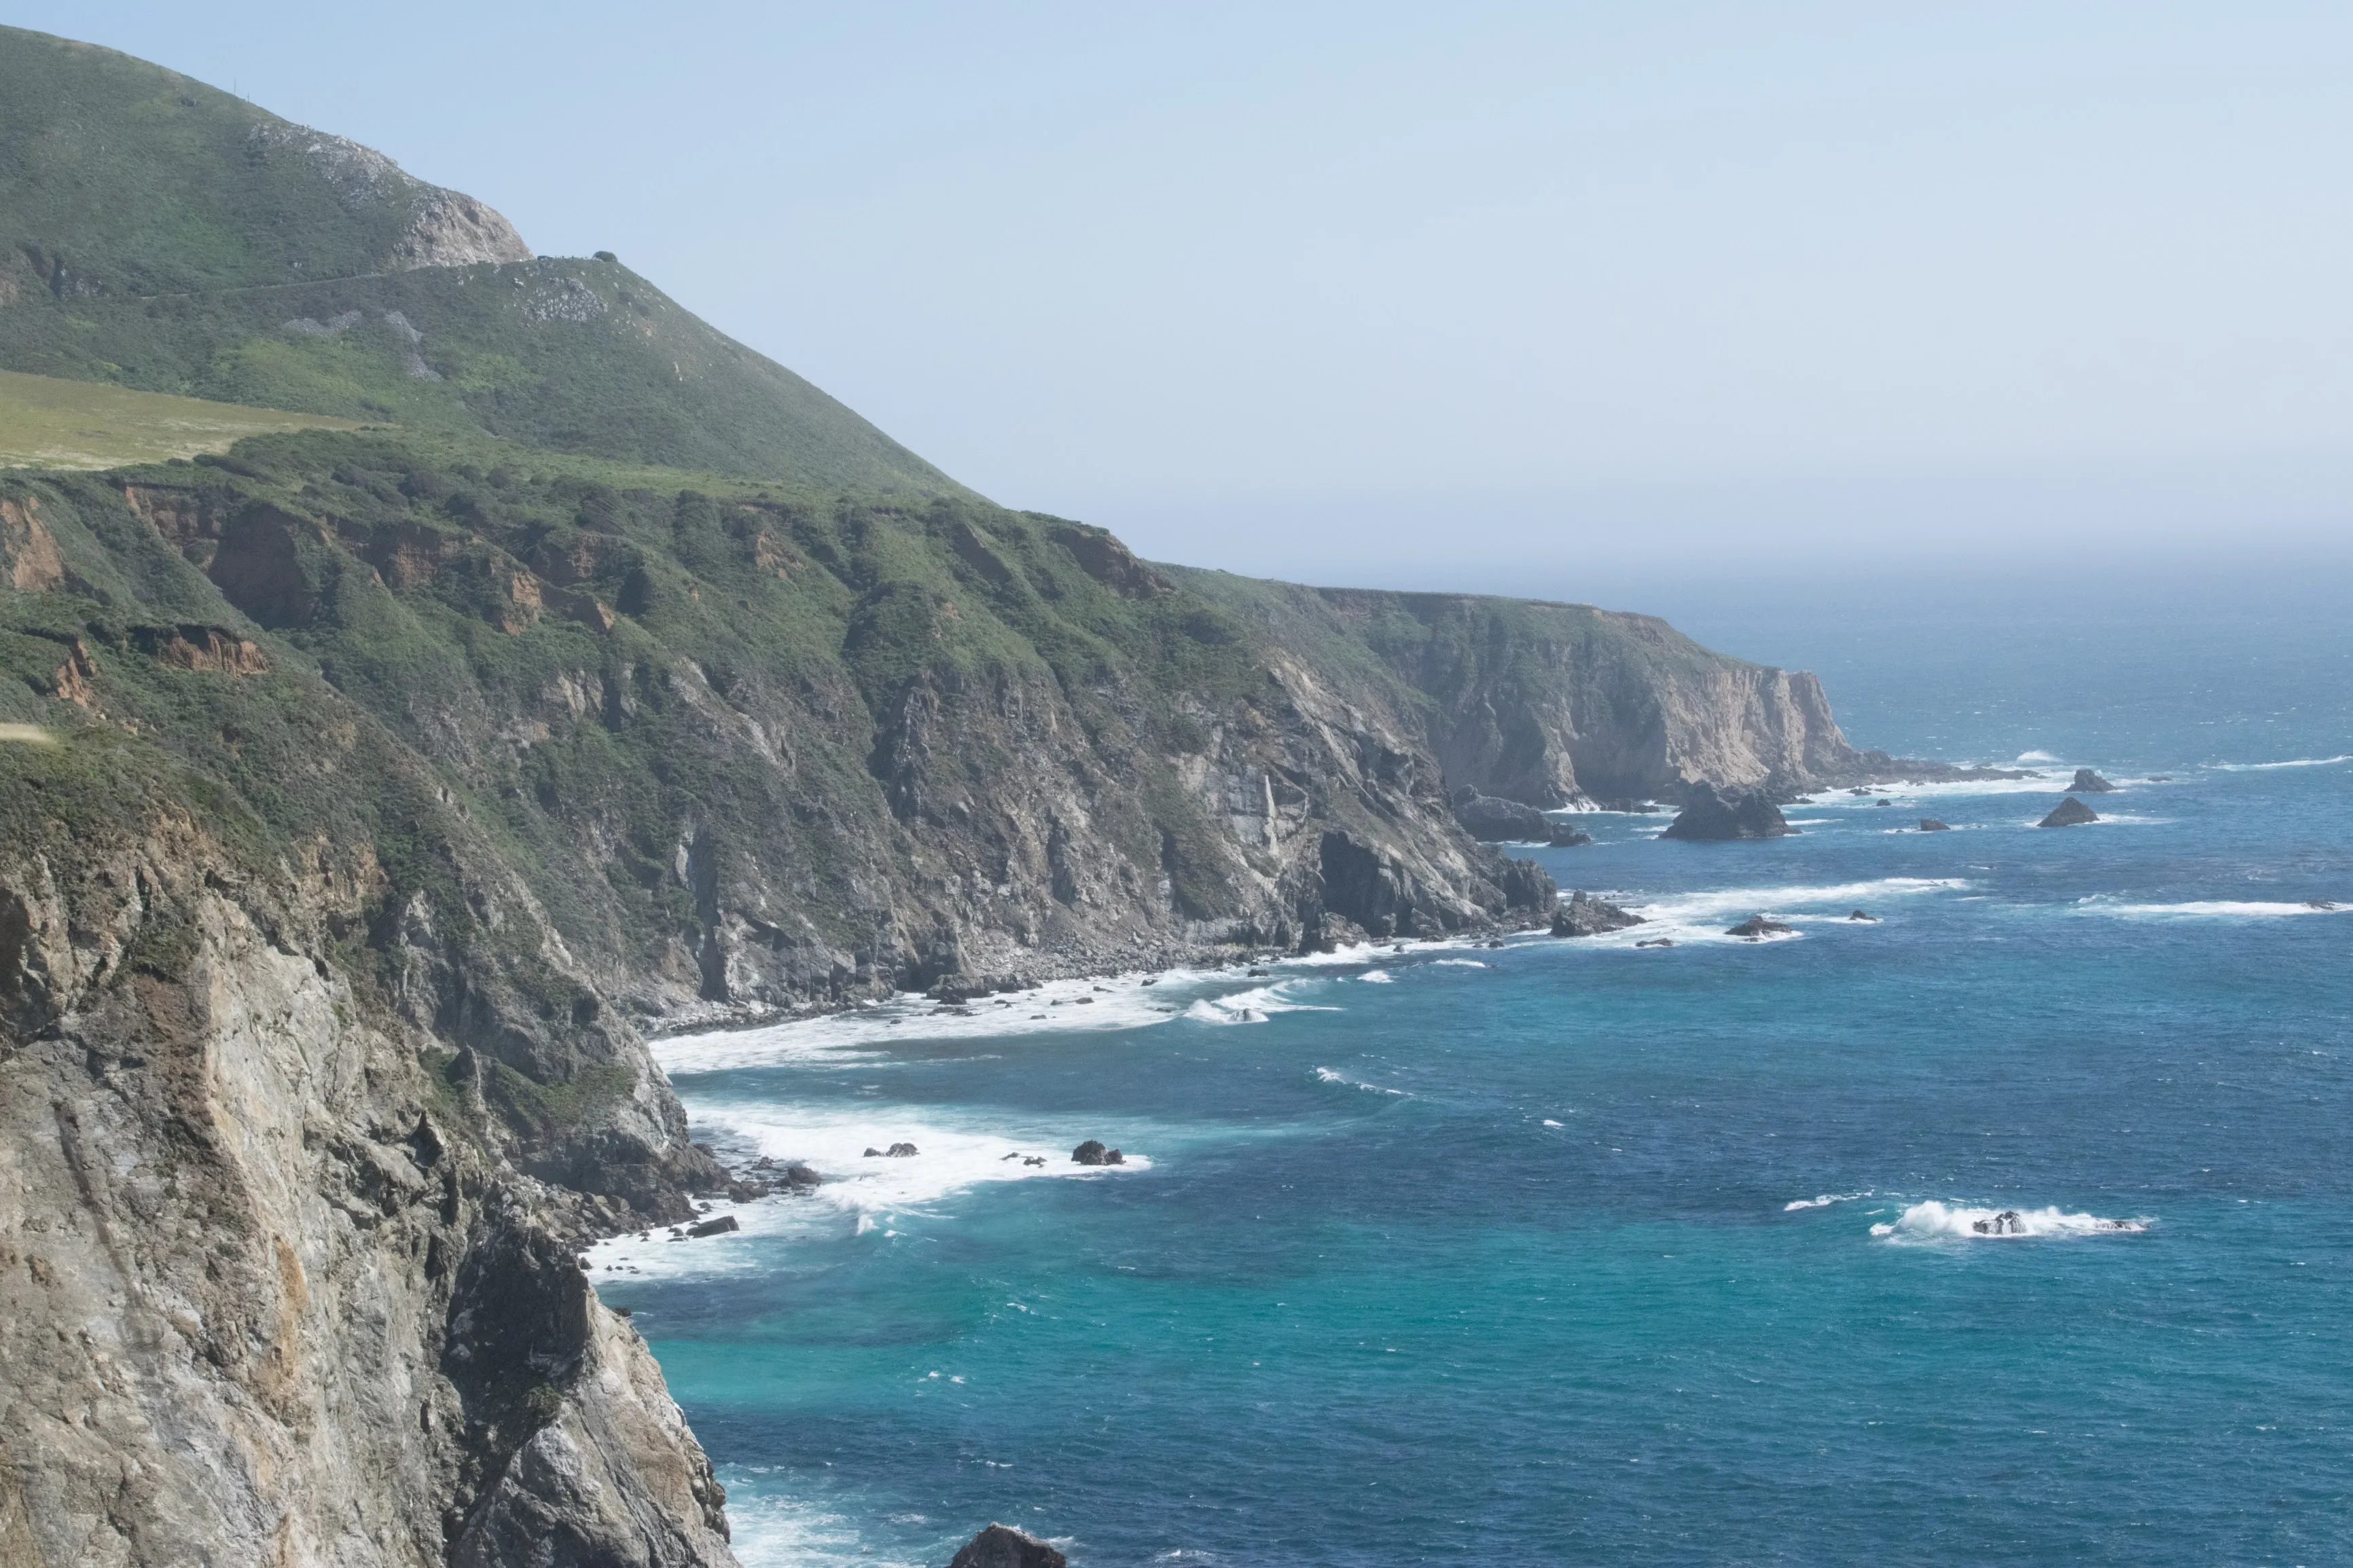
<box><xmin>949</xmin><ymin>1523</ymin><xmax>1067</xmax><ymax>1568</ymax></box>
<box><xmin>1725</xmin><ymin>915</ymin><xmax>1794</xmax><ymax>938</ymax></box>
<box><xmin>1072</xmin><ymin>1139</ymin><xmax>1125</xmax><ymax>1166</ymax></box>
<box><xmin>2070</xmin><ymin>769</ymin><xmax>2118</xmax><ymax>792</ymax></box>
<box><xmin>1450</xmin><ymin>785</ymin><xmax>1551</xmax><ymax>841</ymax></box>
<box><xmin>1848</xmin><ymin>909</ymin><xmax>1876</xmax><ymax>921</ymax></box>
<box><xmin>1660</xmin><ymin>784</ymin><xmax>1797</xmax><ymax>841</ymax></box>
<box><xmin>1546</xmin><ymin>823</ymin><xmax>1596</xmax><ymax>847</ymax></box>
<box><xmin>1551</xmin><ymin>890</ymin><xmax>1646</xmax><ymax>937</ymax></box>
<box><xmin>1918</xmin><ymin>818</ymin><xmax>1950</xmax><ymax>831</ymax></box>
<box><xmin>865</xmin><ymin>1142</ymin><xmax>920</xmax><ymax>1158</ymax></box>
<box><xmin>781</xmin><ymin>1161</ymin><xmax>821</xmax><ymax>1190</ymax></box>
<box><xmin>2038</xmin><ymin>797</ymin><xmax>2100</xmax><ymax>828</ymax></box>
<box><xmin>685</xmin><ymin>1215</ymin><xmax>739</xmax><ymax>1238</ymax></box>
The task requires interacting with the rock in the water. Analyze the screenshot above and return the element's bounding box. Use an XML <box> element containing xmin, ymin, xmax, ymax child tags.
<box><xmin>949</xmin><ymin>1523</ymin><xmax>1068</xmax><ymax>1568</ymax></box>
<box><xmin>781</xmin><ymin>1161</ymin><xmax>822</xmax><ymax>1190</ymax></box>
<box><xmin>685</xmin><ymin>1214</ymin><xmax>739</xmax><ymax>1238</ymax></box>
<box><xmin>1547</xmin><ymin>822</ymin><xmax>1596</xmax><ymax>847</ymax></box>
<box><xmin>1725</xmin><ymin>915</ymin><xmax>1794</xmax><ymax>938</ymax></box>
<box><xmin>1848</xmin><ymin>909</ymin><xmax>1876</xmax><ymax>921</ymax></box>
<box><xmin>2070</xmin><ymin>769</ymin><xmax>2118</xmax><ymax>792</ymax></box>
<box><xmin>2039</xmin><ymin>796</ymin><xmax>2100</xmax><ymax>828</ymax></box>
<box><xmin>1660</xmin><ymin>784</ymin><xmax>1797</xmax><ymax>841</ymax></box>
<box><xmin>1551</xmin><ymin>890</ymin><xmax>1646</xmax><ymax>937</ymax></box>
<box><xmin>2305</xmin><ymin>899</ymin><xmax>2338</xmax><ymax>911</ymax></box>
<box><xmin>1635</xmin><ymin>937</ymin><xmax>1675</xmax><ymax>948</ymax></box>
<box><xmin>1918</xmin><ymin>818</ymin><xmax>1950</xmax><ymax>831</ymax></box>
<box><xmin>866</xmin><ymin>1142</ymin><xmax>920</xmax><ymax>1158</ymax></box>
<box><xmin>1451</xmin><ymin>785</ymin><xmax>1551</xmax><ymax>841</ymax></box>
<box><xmin>1072</xmin><ymin>1139</ymin><xmax>1121</xmax><ymax>1166</ymax></box>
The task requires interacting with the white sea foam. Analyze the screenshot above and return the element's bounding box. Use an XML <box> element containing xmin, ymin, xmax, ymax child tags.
<box><xmin>1312</xmin><ymin>1066</ymin><xmax>1408</xmax><ymax>1095</ymax></box>
<box><xmin>2212</xmin><ymin>754</ymin><xmax>2352</xmax><ymax>771</ymax></box>
<box><xmin>584</xmin><ymin>1101</ymin><xmax>1149</xmax><ymax>1281</ymax></box>
<box><xmin>1541</xmin><ymin>877</ymin><xmax>1967</xmax><ymax>947</ymax></box>
<box><xmin>1869</xmin><ymin>1201</ymin><xmax>2149</xmax><ymax>1243</ymax></box>
<box><xmin>2075</xmin><ymin>897</ymin><xmax>2345</xmax><ymax>920</ymax></box>
<box><xmin>1182</xmin><ymin>980</ymin><xmax>1340</xmax><ymax>1025</ymax></box>
<box><xmin>1432</xmin><ymin>958</ymin><xmax>1488</xmax><ymax>968</ymax></box>
<box><xmin>721</xmin><ymin>1481</ymin><xmax>935</xmax><ymax>1568</ymax></box>
<box><xmin>2016</xmin><ymin>750</ymin><xmax>2060</xmax><ymax>763</ymax></box>
<box><xmin>1359</xmin><ymin>969</ymin><xmax>1394</xmax><ymax>983</ymax></box>
<box><xmin>1785</xmin><ymin>1190</ymin><xmax>1873</xmax><ymax>1211</ymax></box>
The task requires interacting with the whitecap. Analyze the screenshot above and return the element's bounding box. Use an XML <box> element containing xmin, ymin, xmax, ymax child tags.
<box><xmin>1869</xmin><ymin>1200</ymin><xmax>2148</xmax><ymax>1243</ymax></box>
<box><xmin>2015</xmin><ymin>750</ymin><xmax>2060</xmax><ymax>763</ymax></box>
<box><xmin>1312</xmin><ymin>1066</ymin><xmax>1407</xmax><ymax>1096</ymax></box>
<box><xmin>2074</xmin><ymin>897</ymin><xmax>2343</xmax><ymax>920</ymax></box>
<box><xmin>1784</xmin><ymin>1190</ymin><xmax>1873</xmax><ymax>1211</ymax></box>
<box><xmin>2212</xmin><ymin>754</ymin><xmax>2352</xmax><ymax>771</ymax></box>
<box><xmin>1547</xmin><ymin>877</ymin><xmax>1968</xmax><ymax>947</ymax></box>
<box><xmin>1431</xmin><ymin>958</ymin><xmax>1488</xmax><ymax>968</ymax></box>
<box><xmin>1359</xmin><ymin>969</ymin><xmax>1395</xmax><ymax>983</ymax></box>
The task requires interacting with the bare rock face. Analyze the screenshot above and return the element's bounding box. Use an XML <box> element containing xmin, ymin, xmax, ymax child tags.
<box><xmin>1451</xmin><ymin>785</ymin><xmax>1550</xmax><ymax>842</ymax></box>
<box><xmin>2040</xmin><ymin>796</ymin><xmax>2100</xmax><ymax>828</ymax></box>
<box><xmin>1551</xmin><ymin>890</ymin><xmax>1645</xmax><ymax>937</ymax></box>
<box><xmin>388</xmin><ymin>189</ymin><xmax>535</xmax><ymax>270</ymax></box>
<box><xmin>2070</xmin><ymin>769</ymin><xmax>2118</xmax><ymax>793</ymax></box>
<box><xmin>1918</xmin><ymin>818</ymin><xmax>1950</xmax><ymax>831</ymax></box>
<box><xmin>950</xmin><ymin>1523</ymin><xmax>1068</xmax><ymax>1568</ymax></box>
<box><xmin>0</xmin><ymin>801</ymin><xmax>736</xmax><ymax>1567</ymax></box>
<box><xmin>1659</xmin><ymin>784</ymin><xmax>1797</xmax><ymax>841</ymax></box>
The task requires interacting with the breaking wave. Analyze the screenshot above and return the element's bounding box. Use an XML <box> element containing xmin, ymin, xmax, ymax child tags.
<box><xmin>1869</xmin><ymin>1201</ymin><xmax>2149</xmax><ymax>1243</ymax></box>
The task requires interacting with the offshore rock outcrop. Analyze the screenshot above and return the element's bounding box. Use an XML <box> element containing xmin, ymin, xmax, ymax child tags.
<box><xmin>1551</xmin><ymin>890</ymin><xmax>1646</xmax><ymax>937</ymax></box>
<box><xmin>1660</xmin><ymin>785</ymin><xmax>1798</xmax><ymax>841</ymax></box>
<box><xmin>2041</xmin><ymin>796</ymin><xmax>2100</xmax><ymax>828</ymax></box>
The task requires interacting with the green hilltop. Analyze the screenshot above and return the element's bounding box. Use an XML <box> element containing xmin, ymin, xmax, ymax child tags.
<box><xmin>0</xmin><ymin>24</ymin><xmax>960</xmax><ymax>495</ymax></box>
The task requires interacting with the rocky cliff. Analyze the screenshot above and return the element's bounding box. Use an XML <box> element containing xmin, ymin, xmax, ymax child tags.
<box><xmin>0</xmin><ymin>23</ymin><xmax>1922</xmax><ymax>1567</ymax></box>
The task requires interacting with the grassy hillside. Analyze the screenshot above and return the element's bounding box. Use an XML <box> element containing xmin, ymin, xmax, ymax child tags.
<box><xmin>0</xmin><ymin>25</ymin><xmax>966</xmax><ymax>497</ymax></box>
<box><xmin>0</xmin><ymin>24</ymin><xmax>486</xmax><ymax>297</ymax></box>
<box><xmin>0</xmin><ymin>367</ymin><xmax>359</xmax><ymax>467</ymax></box>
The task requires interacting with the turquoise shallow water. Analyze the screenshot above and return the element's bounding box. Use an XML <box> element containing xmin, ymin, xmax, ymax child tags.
<box><xmin>600</xmin><ymin>584</ymin><xmax>2353</xmax><ymax>1566</ymax></box>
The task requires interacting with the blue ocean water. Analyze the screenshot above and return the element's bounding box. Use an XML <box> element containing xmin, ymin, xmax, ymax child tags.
<box><xmin>598</xmin><ymin>582</ymin><xmax>2353</xmax><ymax>1567</ymax></box>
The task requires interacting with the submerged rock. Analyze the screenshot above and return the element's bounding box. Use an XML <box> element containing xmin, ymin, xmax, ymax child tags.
<box><xmin>950</xmin><ymin>1523</ymin><xmax>1068</xmax><ymax>1568</ymax></box>
<box><xmin>1918</xmin><ymin>818</ymin><xmax>1950</xmax><ymax>831</ymax></box>
<box><xmin>1551</xmin><ymin>890</ymin><xmax>1646</xmax><ymax>937</ymax></box>
<box><xmin>1660</xmin><ymin>784</ymin><xmax>1797</xmax><ymax>841</ymax></box>
<box><xmin>1072</xmin><ymin>1139</ymin><xmax>1125</xmax><ymax>1166</ymax></box>
<box><xmin>1635</xmin><ymin>937</ymin><xmax>1675</xmax><ymax>948</ymax></box>
<box><xmin>1451</xmin><ymin>785</ymin><xmax>1551</xmax><ymax>841</ymax></box>
<box><xmin>1725</xmin><ymin>915</ymin><xmax>1795</xmax><ymax>938</ymax></box>
<box><xmin>2038</xmin><ymin>796</ymin><xmax>2100</xmax><ymax>828</ymax></box>
<box><xmin>2070</xmin><ymin>769</ymin><xmax>2118</xmax><ymax>792</ymax></box>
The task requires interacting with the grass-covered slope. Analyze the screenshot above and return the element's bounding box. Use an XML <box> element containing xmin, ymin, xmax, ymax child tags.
<box><xmin>0</xmin><ymin>24</ymin><xmax>963</xmax><ymax>496</ymax></box>
<box><xmin>0</xmin><ymin>24</ymin><xmax>518</xmax><ymax>297</ymax></box>
<box><xmin>0</xmin><ymin>366</ymin><xmax>359</xmax><ymax>467</ymax></box>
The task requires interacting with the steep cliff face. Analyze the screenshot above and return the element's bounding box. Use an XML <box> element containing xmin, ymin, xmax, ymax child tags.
<box><xmin>0</xmin><ymin>778</ymin><xmax>734</xmax><ymax>1567</ymax></box>
<box><xmin>1172</xmin><ymin>577</ymin><xmax>1868</xmax><ymax>808</ymax></box>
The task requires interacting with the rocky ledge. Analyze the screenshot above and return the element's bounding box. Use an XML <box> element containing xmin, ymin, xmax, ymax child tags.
<box><xmin>1660</xmin><ymin>785</ymin><xmax>1798</xmax><ymax>841</ymax></box>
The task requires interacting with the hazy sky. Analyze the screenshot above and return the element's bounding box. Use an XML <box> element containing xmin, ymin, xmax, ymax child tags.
<box><xmin>25</xmin><ymin>3</ymin><xmax>2353</xmax><ymax>596</ymax></box>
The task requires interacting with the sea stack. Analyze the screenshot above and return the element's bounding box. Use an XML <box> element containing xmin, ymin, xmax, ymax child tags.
<box><xmin>950</xmin><ymin>1523</ymin><xmax>1068</xmax><ymax>1568</ymax></box>
<box><xmin>1726</xmin><ymin>915</ymin><xmax>1796</xmax><ymax>938</ymax></box>
<box><xmin>1918</xmin><ymin>818</ymin><xmax>1950</xmax><ymax>831</ymax></box>
<box><xmin>1552</xmin><ymin>890</ymin><xmax>1646</xmax><ymax>937</ymax></box>
<box><xmin>2070</xmin><ymin>769</ymin><xmax>2118</xmax><ymax>792</ymax></box>
<box><xmin>2039</xmin><ymin>796</ymin><xmax>2100</xmax><ymax>828</ymax></box>
<box><xmin>1661</xmin><ymin>784</ymin><xmax>1797</xmax><ymax>841</ymax></box>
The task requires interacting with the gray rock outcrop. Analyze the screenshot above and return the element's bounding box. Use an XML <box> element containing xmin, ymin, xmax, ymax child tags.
<box><xmin>2040</xmin><ymin>797</ymin><xmax>2100</xmax><ymax>827</ymax></box>
<box><xmin>2070</xmin><ymin>769</ymin><xmax>2117</xmax><ymax>793</ymax></box>
<box><xmin>950</xmin><ymin>1523</ymin><xmax>1068</xmax><ymax>1568</ymax></box>
<box><xmin>1660</xmin><ymin>784</ymin><xmax>1798</xmax><ymax>841</ymax></box>
<box><xmin>1726</xmin><ymin>915</ymin><xmax>1795</xmax><ymax>938</ymax></box>
<box><xmin>1918</xmin><ymin>818</ymin><xmax>1950</xmax><ymax>831</ymax></box>
<box><xmin>1451</xmin><ymin>785</ymin><xmax>1551</xmax><ymax>841</ymax></box>
<box><xmin>1551</xmin><ymin>890</ymin><xmax>1646</xmax><ymax>937</ymax></box>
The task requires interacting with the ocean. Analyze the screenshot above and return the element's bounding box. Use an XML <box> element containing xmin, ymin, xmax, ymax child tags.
<box><xmin>594</xmin><ymin>575</ymin><xmax>2353</xmax><ymax>1566</ymax></box>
